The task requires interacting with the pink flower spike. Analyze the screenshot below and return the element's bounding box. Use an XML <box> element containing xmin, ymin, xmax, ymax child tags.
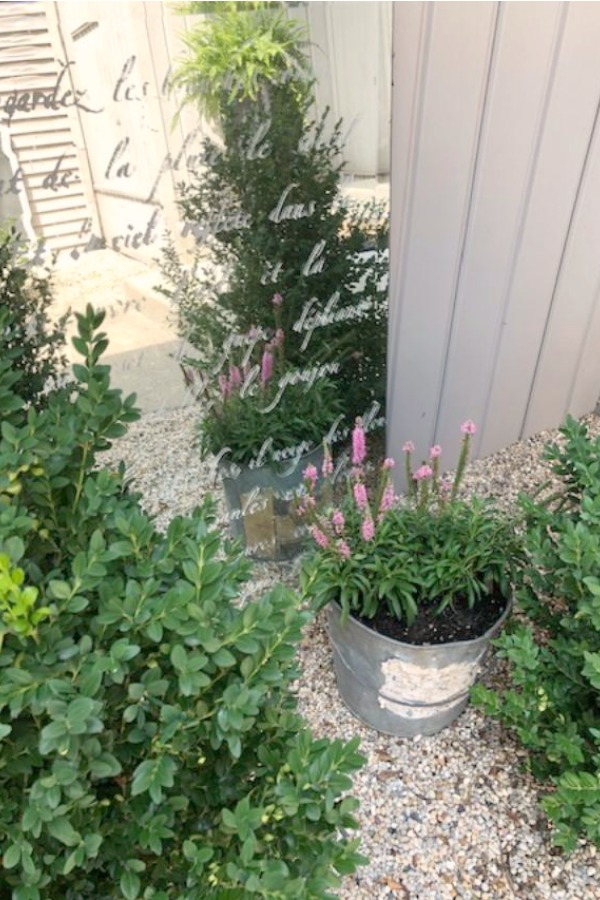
<box><xmin>429</xmin><ymin>445</ymin><xmax>442</xmax><ymax>459</ymax></box>
<box><xmin>303</xmin><ymin>464</ymin><xmax>318</xmax><ymax>487</ymax></box>
<box><xmin>331</xmin><ymin>509</ymin><xmax>345</xmax><ymax>534</ymax></box>
<box><xmin>413</xmin><ymin>464</ymin><xmax>433</xmax><ymax>481</ymax></box>
<box><xmin>402</xmin><ymin>441</ymin><xmax>415</xmax><ymax>454</ymax></box>
<box><xmin>229</xmin><ymin>365</ymin><xmax>242</xmax><ymax>388</ymax></box>
<box><xmin>382</xmin><ymin>458</ymin><xmax>395</xmax><ymax>470</ymax></box>
<box><xmin>361</xmin><ymin>517</ymin><xmax>375</xmax><ymax>541</ymax></box>
<box><xmin>322</xmin><ymin>448</ymin><xmax>334</xmax><ymax>477</ymax></box>
<box><xmin>440</xmin><ymin>478</ymin><xmax>452</xmax><ymax>494</ymax></box>
<box><xmin>272</xmin><ymin>328</ymin><xmax>285</xmax><ymax>347</ymax></box>
<box><xmin>311</xmin><ymin>525</ymin><xmax>329</xmax><ymax>549</ymax></box>
<box><xmin>461</xmin><ymin>419</ymin><xmax>477</xmax><ymax>435</ymax></box>
<box><xmin>260</xmin><ymin>349</ymin><xmax>274</xmax><ymax>386</ymax></box>
<box><xmin>352</xmin><ymin>417</ymin><xmax>367</xmax><ymax>466</ymax></box>
<box><xmin>272</xmin><ymin>292</ymin><xmax>284</xmax><ymax>307</ymax></box>
<box><xmin>353</xmin><ymin>482</ymin><xmax>368</xmax><ymax>510</ymax></box>
<box><xmin>379</xmin><ymin>482</ymin><xmax>395</xmax><ymax>514</ymax></box>
<box><xmin>338</xmin><ymin>540</ymin><xmax>351</xmax><ymax>560</ymax></box>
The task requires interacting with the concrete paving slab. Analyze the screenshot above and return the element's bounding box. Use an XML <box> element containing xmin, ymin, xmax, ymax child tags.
<box><xmin>50</xmin><ymin>249</ymin><xmax>197</xmax><ymax>414</ymax></box>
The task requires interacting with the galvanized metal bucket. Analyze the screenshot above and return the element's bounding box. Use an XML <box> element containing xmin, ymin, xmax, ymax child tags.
<box><xmin>327</xmin><ymin>599</ymin><xmax>512</xmax><ymax>737</ymax></box>
<box><xmin>220</xmin><ymin>446</ymin><xmax>324</xmax><ymax>562</ymax></box>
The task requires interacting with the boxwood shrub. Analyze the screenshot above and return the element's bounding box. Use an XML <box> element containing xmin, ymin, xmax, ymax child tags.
<box><xmin>0</xmin><ymin>306</ymin><xmax>365</xmax><ymax>898</ymax></box>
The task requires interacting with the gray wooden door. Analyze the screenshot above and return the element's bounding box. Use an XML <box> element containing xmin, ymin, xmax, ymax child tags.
<box><xmin>388</xmin><ymin>1</ymin><xmax>600</xmax><ymax>473</ymax></box>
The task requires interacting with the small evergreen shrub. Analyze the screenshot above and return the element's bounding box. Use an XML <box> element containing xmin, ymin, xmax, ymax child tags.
<box><xmin>473</xmin><ymin>416</ymin><xmax>600</xmax><ymax>851</ymax></box>
<box><xmin>163</xmin><ymin>2</ymin><xmax>389</xmax><ymax>423</ymax></box>
<box><xmin>0</xmin><ymin>306</ymin><xmax>365</xmax><ymax>898</ymax></box>
<box><xmin>0</xmin><ymin>231</ymin><xmax>70</xmax><ymax>409</ymax></box>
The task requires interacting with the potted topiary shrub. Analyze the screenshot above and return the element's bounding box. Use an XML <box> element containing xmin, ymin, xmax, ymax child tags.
<box><xmin>188</xmin><ymin>293</ymin><xmax>343</xmax><ymax>560</ymax></box>
<box><xmin>299</xmin><ymin>419</ymin><xmax>522</xmax><ymax>737</ymax></box>
<box><xmin>163</xmin><ymin>0</ymin><xmax>389</xmax><ymax>425</ymax></box>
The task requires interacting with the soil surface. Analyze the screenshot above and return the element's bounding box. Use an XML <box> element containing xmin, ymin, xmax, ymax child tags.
<box><xmin>354</xmin><ymin>585</ymin><xmax>510</xmax><ymax>645</ymax></box>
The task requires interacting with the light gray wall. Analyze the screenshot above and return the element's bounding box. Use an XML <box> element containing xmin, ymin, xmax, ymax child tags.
<box><xmin>388</xmin><ymin>1</ymin><xmax>600</xmax><ymax>475</ymax></box>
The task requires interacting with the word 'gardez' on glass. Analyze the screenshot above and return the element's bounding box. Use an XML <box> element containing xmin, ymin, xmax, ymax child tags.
<box><xmin>2</xmin><ymin>60</ymin><xmax>103</xmax><ymax>123</ymax></box>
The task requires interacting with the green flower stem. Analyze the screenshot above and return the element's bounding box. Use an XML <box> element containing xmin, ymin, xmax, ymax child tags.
<box><xmin>405</xmin><ymin>452</ymin><xmax>415</xmax><ymax>499</ymax></box>
<box><xmin>432</xmin><ymin>456</ymin><xmax>440</xmax><ymax>499</ymax></box>
<box><xmin>450</xmin><ymin>435</ymin><xmax>471</xmax><ymax>502</ymax></box>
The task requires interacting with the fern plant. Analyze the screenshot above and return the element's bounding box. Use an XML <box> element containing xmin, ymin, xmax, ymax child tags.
<box><xmin>172</xmin><ymin>1</ymin><xmax>311</xmax><ymax>122</ymax></box>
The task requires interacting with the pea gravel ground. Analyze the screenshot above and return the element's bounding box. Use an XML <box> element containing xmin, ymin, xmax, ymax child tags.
<box><xmin>99</xmin><ymin>403</ymin><xmax>600</xmax><ymax>900</ymax></box>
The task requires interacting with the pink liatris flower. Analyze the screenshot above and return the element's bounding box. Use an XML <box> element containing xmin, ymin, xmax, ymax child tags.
<box><xmin>303</xmin><ymin>464</ymin><xmax>318</xmax><ymax>488</ymax></box>
<box><xmin>413</xmin><ymin>464</ymin><xmax>433</xmax><ymax>481</ymax></box>
<box><xmin>353</xmin><ymin>482</ymin><xmax>368</xmax><ymax>510</ymax></box>
<box><xmin>272</xmin><ymin>292</ymin><xmax>284</xmax><ymax>307</ymax></box>
<box><xmin>352</xmin><ymin>417</ymin><xmax>367</xmax><ymax>466</ymax></box>
<box><xmin>379</xmin><ymin>482</ymin><xmax>395</xmax><ymax>515</ymax></box>
<box><xmin>260</xmin><ymin>348</ymin><xmax>274</xmax><ymax>386</ymax></box>
<box><xmin>461</xmin><ymin>419</ymin><xmax>477</xmax><ymax>435</ymax></box>
<box><xmin>229</xmin><ymin>365</ymin><xmax>242</xmax><ymax>388</ymax></box>
<box><xmin>331</xmin><ymin>509</ymin><xmax>345</xmax><ymax>534</ymax></box>
<box><xmin>382</xmin><ymin>458</ymin><xmax>395</xmax><ymax>470</ymax></box>
<box><xmin>271</xmin><ymin>328</ymin><xmax>285</xmax><ymax>348</ymax></box>
<box><xmin>402</xmin><ymin>441</ymin><xmax>415</xmax><ymax>454</ymax></box>
<box><xmin>338</xmin><ymin>540</ymin><xmax>351</xmax><ymax>560</ymax></box>
<box><xmin>361</xmin><ymin>516</ymin><xmax>375</xmax><ymax>541</ymax></box>
<box><xmin>429</xmin><ymin>445</ymin><xmax>442</xmax><ymax>459</ymax></box>
<box><xmin>311</xmin><ymin>525</ymin><xmax>329</xmax><ymax>549</ymax></box>
<box><xmin>440</xmin><ymin>478</ymin><xmax>452</xmax><ymax>494</ymax></box>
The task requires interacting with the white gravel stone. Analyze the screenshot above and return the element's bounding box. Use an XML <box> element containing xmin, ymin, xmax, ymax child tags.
<box><xmin>99</xmin><ymin>404</ymin><xmax>600</xmax><ymax>900</ymax></box>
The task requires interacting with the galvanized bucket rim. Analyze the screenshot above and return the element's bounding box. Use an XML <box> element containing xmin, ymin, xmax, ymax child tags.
<box><xmin>329</xmin><ymin>594</ymin><xmax>513</xmax><ymax>653</ymax></box>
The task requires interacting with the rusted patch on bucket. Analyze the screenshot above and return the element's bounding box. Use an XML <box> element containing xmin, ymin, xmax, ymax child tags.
<box><xmin>378</xmin><ymin>656</ymin><xmax>481</xmax><ymax>715</ymax></box>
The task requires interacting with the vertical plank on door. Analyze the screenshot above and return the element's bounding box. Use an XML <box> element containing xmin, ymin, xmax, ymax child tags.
<box><xmin>387</xmin><ymin>1</ymin><xmax>497</xmax><ymax>464</ymax></box>
<box><xmin>435</xmin><ymin>2</ymin><xmax>563</xmax><ymax>463</ymax></box>
<box><xmin>481</xmin><ymin>2</ymin><xmax>600</xmax><ymax>455</ymax></box>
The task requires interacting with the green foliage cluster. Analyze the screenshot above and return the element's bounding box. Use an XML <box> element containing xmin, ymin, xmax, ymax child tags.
<box><xmin>300</xmin><ymin>424</ymin><xmax>520</xmax><ymax>626</ymax></box>
<box><xmin>199</xmin><ymin>374</ymin><xmax>342</xmax><ymax>467</ymax></box>
<box><xmin>194</xmin><ymin>300</ymin><xmax>344</xmax><ymax>466</ymax></box>
<box><xmin>304</xmin><ymin>499</ymin><xmax>520</xmax><ymax>627</ymax></box>
<box><xmin>0</xmin><ymin>231</ymin><xmax>70</xmax><ymax>409</ymax></box>
<box><xmin>0</xmin><ymin>306</ymin><xmax>365</xmax><ymax>897</ymax></box>
<box><xmin>473</xmin><ymin>416</ymin><xmax>600</xmax><ymax>851</ymax></box>
<box><xmin>163</xmin><ymin>1</ymin><xmax>389</xmax><ymax>426</ymax></box>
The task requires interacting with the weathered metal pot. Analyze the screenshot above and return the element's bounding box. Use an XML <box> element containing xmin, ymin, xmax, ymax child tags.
<box><xmin>220</xmin><ymin>446</ymin><xmax>323</xmax><ymax>562</ymax></box>
<box><xmin>327</xmin><ymin>598</ymin><xmax>512</xmax><ymax>737</ymax></box>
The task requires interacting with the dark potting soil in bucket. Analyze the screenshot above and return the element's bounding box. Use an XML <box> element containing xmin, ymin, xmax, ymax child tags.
<box><xmin>353</xmin><ymin>583</ymin><xmax>509</xmax><ymax>645</ymax></box>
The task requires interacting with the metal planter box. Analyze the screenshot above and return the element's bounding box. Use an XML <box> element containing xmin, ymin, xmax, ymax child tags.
<box><xmin>220</xmin><ymin>446</ymin><xmax>324</xmax><ymax>562</ymax></box>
